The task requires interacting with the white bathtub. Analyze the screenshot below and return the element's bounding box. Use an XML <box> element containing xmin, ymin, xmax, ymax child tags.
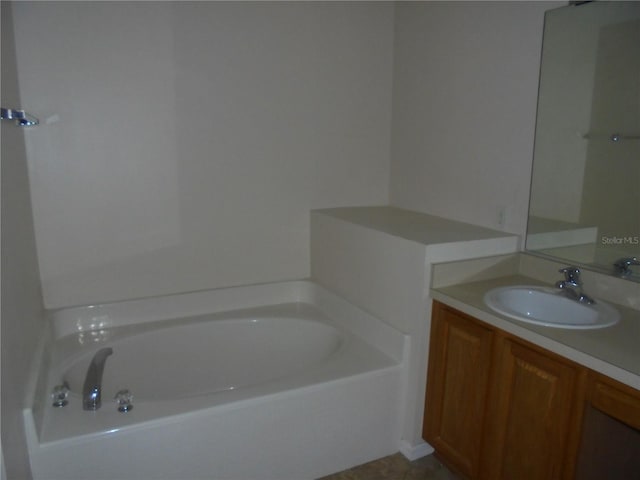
<box><xmin>25</xmin><ymin>281</ymin><xmax>408</xmax><ymax>480</ymax></box>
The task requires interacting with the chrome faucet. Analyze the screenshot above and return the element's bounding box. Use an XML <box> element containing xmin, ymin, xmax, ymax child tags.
<box><xmin>613</xmin><ymin>257</ymin><xmax>639</xmax><ymax>277</ymax></box>
<box><xmin>555</xmin><ymin>267</ymin><xmax>595</xmax><ymax>305</ymax></box>
<box><xmin>82</xmin><ymin>347</ymin><xmax>113</xmax><ymax>411</ymax></box>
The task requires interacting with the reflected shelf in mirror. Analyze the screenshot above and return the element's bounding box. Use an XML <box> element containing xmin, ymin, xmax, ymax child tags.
<box><xmin>582</xmin><ymin>132</ymin><xmax>640</xmax><ymax>142</ymax></box>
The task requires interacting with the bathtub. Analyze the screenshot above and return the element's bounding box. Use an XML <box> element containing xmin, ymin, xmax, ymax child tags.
<box><xmin>25</xmin><ymin>280</ymin><xmax>408</xmax><ymax>480</ymax></box>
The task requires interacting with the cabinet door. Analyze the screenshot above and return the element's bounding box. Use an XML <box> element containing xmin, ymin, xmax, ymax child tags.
<box><xmin>423</xmin><ymin>302</ymin><xmax>494</xmax><ymax>478</ymax></box>
<box><xmin>575</xmin><ymin>372</ymin><xmax>640</xmax><ymax>479</ymax></box>
<box><xmin>480</xmin><ymin>337</ymin><xmax>585</xmax><ymax>480</ymax></box>
<box><xmin>588</xmin><ymin>372</ymin><xmax>640</xmax><ymax>430</ymax></box>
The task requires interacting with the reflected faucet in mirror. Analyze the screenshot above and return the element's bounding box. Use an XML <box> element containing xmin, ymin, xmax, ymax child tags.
<box><xmin>614</xmin><ymin>257</ymin><xmax>640</xmax><ymax>278</ymax></box>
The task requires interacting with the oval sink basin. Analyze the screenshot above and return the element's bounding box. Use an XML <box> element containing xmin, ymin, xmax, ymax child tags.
<box><xmin>484</xmin><ymin>286</ymin><xmax>620</xmax><ymax>329</ymax></box>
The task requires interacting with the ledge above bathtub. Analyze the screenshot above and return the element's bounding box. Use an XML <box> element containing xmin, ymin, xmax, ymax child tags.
<box><xmin>310</xmin><ymin>206</ymin><xmax>519</xmax><ymax>335</ymax></box>
<box><xmin>311</xmin><ymin>206</ymin><xmax>519</xmax><ymax>258</ymax></box>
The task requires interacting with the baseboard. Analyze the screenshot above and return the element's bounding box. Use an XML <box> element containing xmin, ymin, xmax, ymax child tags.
<box><xmin>398</xmin><ymin>439</ymin><xmax>434</xmax><ymax>461</ymax></box>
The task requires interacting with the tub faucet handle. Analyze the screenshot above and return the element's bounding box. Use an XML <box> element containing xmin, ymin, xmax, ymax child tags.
<box><xmin>51</xmin><ymin>382</ymin><xmax>70</xmax><ymax>407</ymax></box>
<box><xmin>114</xmin><ymin>389</ymin><xmax>134</xmax><ymax>412</ymax></box>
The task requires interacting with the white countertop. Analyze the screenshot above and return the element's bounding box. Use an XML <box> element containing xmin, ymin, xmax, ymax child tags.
<box><xmin>432</xmin><ymin>275</ymin><xmax>640</xmax><ymax>391</ymax></box>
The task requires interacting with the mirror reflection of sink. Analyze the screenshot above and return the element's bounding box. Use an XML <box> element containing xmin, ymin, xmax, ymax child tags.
<box><xmin>484</xmin><ymin>286</ymin><xmax>620</xmax><ymax>329</ymax></box>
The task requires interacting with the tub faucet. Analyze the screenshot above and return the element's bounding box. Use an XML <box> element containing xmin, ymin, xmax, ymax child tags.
<box><xmin>82</xmin><ymin>347</ymin><xmax>113</xmax><ymax>411</ymax></box>
<box><xmin>555</xmin><ymin>267</ymin><xmax>595</xmax><ymax>305</ymax></box>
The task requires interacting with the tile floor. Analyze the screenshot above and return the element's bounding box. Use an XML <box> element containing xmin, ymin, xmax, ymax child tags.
<box><xmin>317</xmin><ymin>453</ymin><xmax>460</xmax><ymax>480</ymax></box>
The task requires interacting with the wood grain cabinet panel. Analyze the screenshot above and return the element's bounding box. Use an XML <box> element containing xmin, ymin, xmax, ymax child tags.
<box><xmin>423</xmin><ymin>303</ymin><xmax>494</xmax><ymax>479</ymax></box>
<box><xmin>479</xmin><ymin>337</ymin><xmax>585</xmax><ymax>480</ymax></box>
<box><xmin>588</xmin><ymin>373</ymin><xmax>640</xmax><ymax>430</ymax></box>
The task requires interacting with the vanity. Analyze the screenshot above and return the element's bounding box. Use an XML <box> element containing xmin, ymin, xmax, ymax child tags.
<box><xmin>420</xmin><ymin>3</ymin><xmax>638</xmax><ymax>476</ymax></box>
<box><xmin>423</xmin><ymin>254</ymin><xmax>640</xmax><ymax>480</ymax></box>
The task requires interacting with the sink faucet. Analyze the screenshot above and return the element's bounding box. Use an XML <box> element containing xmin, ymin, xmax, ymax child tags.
<box><xmin>82</xmin><ymin>347</ymin><xmax>113</xmax><ymax>410</ymax></box>
<box><xmin>613</xmin><ymin>257</ymin><xmax>639</xmax><ymax>277</ymax></box>
<box><xmin>555</xmin><ymin>267</ymin><xmax>595</xmax><ymax>305</ymax></box>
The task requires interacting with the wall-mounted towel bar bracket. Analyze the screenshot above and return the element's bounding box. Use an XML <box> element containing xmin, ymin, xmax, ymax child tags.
<box><xmin>0</xmin><ymin>107</ymin><xmax>39</xmax><ymax>126</ymax></box>
<box><xmin>582</xmin><ymin>132</ymin><xmax>640</xmax><ymax>142</ymax></box>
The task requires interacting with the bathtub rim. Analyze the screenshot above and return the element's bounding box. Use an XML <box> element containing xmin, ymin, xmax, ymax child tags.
<box><xmin>46</xmin><ymin>279</ymin><xmax>406</xmax><ymax>363</ymax></box>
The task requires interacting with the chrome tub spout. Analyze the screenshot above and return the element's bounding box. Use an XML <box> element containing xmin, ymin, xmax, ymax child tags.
<box><xmin>82</xmin><ymin>347</ymin><xmax>113</xmax><ymax>410</ymax></box>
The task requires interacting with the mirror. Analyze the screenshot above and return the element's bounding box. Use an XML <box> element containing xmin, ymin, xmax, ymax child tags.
<box><xmin>526</xmin><ymin>1</ymin><xmax>640</xmax><ymax>282</ymax></box>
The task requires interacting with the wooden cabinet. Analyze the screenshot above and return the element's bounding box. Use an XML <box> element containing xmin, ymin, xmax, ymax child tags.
<box><xmin>423</xmin><ymin>301</ymin><xmax>640</xmax><ymax>480</ymax></box>
<box><xmin>480</xmin><ymin>336</ymin><xmax>586</xmax><ymax>480</ymax></box>
<box><xmin>422</xmin><ymin>303</ymin><xmax>494</xmax><ymax>478</ymax></box>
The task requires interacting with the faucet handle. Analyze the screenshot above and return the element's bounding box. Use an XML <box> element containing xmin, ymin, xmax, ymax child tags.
<box><xmin>559</xmin><ymin>266</ymin><xmax>581</xmax><ymax>285</ymax></box>
<box><xmin>613</xmin><ymin>257</ymin><xmax>639</xmax><ymax>277</ymax></box>
<box><xmin>51</xmin><ymin>382</ymin><xmax>70</xmax><ymax>407</ymax></box>
<box><xmin>114</xmin><ymin>389</ymin><xmax>134</xmax><ymax>412</ymax></box>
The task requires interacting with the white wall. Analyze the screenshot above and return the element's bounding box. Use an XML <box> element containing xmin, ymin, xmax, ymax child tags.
<box><xmin>12</xmin><ymin>2</ymin><xmax>561</xmax><ymax>309</ymax></box>
<box><xmin>390</xmin><ymin>1</ymin><xmax>557</xmax><ymax>236</ymax></box>
<box><xmin>1</xmin><ymin>3</ymin><xmax>45</xmax><ymax>478</ymax></box>
<box><xmin>12</xmin><ymin>1</ymin><xmax>394</xmax><ymax>308</ymax></box>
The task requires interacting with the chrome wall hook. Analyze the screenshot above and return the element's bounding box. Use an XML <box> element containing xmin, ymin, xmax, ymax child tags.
<box><xmin>1</xmin><ymin>107</ymin><xmax>39</xmax><ymax>126</ymax></box>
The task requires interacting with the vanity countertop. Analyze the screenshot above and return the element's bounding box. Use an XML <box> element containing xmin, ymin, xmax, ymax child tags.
<box><xmin>431</xmin><ymin>274</ymin><xmax>640</xmax><ymax>390</ymax></box>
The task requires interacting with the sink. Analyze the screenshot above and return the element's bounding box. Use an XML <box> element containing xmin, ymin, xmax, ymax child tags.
<box><xmin>483</xmin><ymin>286</ymin><xmax>620</xmax><ymax>329</ymax></box>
